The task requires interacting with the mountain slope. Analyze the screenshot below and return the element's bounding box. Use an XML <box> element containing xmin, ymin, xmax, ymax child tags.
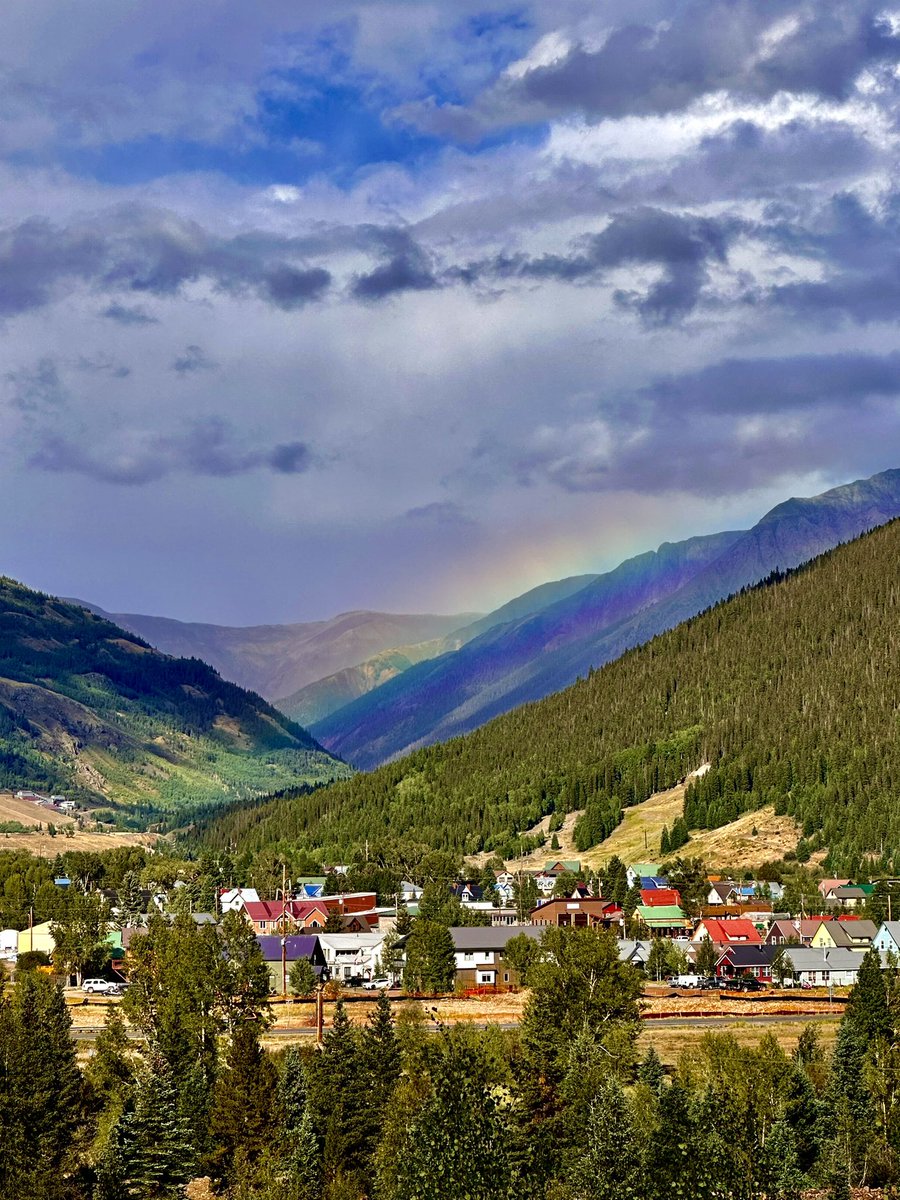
<box><xmin>276</xmin><ymin>573</ymin><xmax>598</xmax><ymax>727</ymax></box>
<box><xmin>0</xmin><ymin>578</ymin><xmax>349</xmax><ymax>819</ymax></box>
<box><xmin>74</xmin><ymin>606</ymin><xmax>481</xmax><ymax>702</ymax></box>
<box><xmin>314</xmin><ymin>468</ymin><xmax>900</xmax><ymax>768</ymax></box>
<box><xmin>197</xmin><ymin>517</ymin><xmax>900</xmax><ymax>876</ymax></box>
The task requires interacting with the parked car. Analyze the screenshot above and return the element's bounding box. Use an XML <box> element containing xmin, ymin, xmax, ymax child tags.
<box><xmin>696</xmin><ymin>976</ymin><xmax>718</xmax><ymax>990</ymax></box>
<box><xmin>82</xmin><ymin>978</ymin><xmax>120</xmax><ymax>995</ymax></box>
<box><xmin>363</xmin><ymin>977</ymin><xmax>393</xmax><ymax>991</ymax></box>
<box><xmin>671</xmin><ymin>973</ymin><xmax>703</xmax><ymax>988</ymax></box>
<box><xmin>731</xmin><ymin>975</ymin><xmax>764</xmax><ymax>991</ymax></box>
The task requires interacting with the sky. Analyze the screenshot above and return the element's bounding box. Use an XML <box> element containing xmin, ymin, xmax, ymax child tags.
<box><xmin>3</xmin><ymin>0</ymin><xmax>900</xmax><ymax>624</ymax></box>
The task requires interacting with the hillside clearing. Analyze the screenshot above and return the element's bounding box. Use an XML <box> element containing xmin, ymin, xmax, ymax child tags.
<box><xmin>476</xmin><ymin>775</ymin><xmax>802</xmax><ymax>875</ymax></box>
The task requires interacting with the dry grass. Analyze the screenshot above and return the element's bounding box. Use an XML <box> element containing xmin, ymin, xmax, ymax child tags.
<box><xmin>640</xmin><ymin>1015</ymin><xmax>841</xmax><ymax>1065</ymax></box>
<box><xmin>0</xmin><ymin>791</ymin><xmax>76</xmax><ymax>826</ymax></box>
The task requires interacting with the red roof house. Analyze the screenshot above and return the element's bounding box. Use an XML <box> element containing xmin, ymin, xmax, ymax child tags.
<box><xmin>692</xmin><ymin>918</ymin><xmax>762</xmax><ymax>945</ymax></box>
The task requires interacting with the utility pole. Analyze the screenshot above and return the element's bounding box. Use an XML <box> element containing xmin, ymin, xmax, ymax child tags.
<box><xmin>316</xmin><ymin>982</ymin><xmax>325</xmax><ymax>1046</ymax></box>
<box><xmin>281</xmin><ymin>936</ymin><xmax>287</xmax><ymax>1000</ymax></box>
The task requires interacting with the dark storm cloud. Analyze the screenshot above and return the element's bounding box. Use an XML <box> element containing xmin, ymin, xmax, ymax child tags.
<box><xmin>351</xmin><ymin>229</ymin><xmax>439</xmax><ymax>301</ymax></box>
<box><xmin>463</xmin><ymin>207</ymin><xmax>741</xmax><ymax>323</ymax></box>
<box><xmin>29</xmin><ymin>417</ymin><xmax>315</xmax><ymax>486</ymax></box>
<box><xmin>518</xmin><ymin>2</ymin><xmax>899</xmax><ymax>120</ymax></box>
<box><xmin>171</xmin><ymin>345</ymin><xmax>218</xmax><ymax>375</ymax></box>
<box><xmin>492</xmin><ymin>350</ymin><xmax>900</xmax><ymax>498</ymax></box>
<box><xmin>0</xmin><ymin>208</ymin><xmax>333</xmax><ymax>317</ymax></box>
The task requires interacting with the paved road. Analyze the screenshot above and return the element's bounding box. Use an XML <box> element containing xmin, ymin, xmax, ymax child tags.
<box><xmin>70</xmin><ymin>1010</ymin><xmax>842</xmax><ymax>1042</ymax></box>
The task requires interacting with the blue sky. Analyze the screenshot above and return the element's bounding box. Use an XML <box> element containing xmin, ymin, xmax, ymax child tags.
<box><xmin>2</xmin><ymin>1</ymin><xmax>900</xmax><ymax>623</ymax></box>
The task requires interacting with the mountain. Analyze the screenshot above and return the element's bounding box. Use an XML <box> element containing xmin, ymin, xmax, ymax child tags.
<box><xmin>276</xmin><ymin>573</ymin><xmax>599</xmax><ymax>727</ymax></box>
<box><xmin>313</xmin><ymin>468</ymin><xmax>900</xmax><ymax>769</ymax></box>
<box><xmin>197</xmin><ymin>517</ymin><xmax>900</xmax><ymax>876</ymax></box>
<box><xmin>0</xmin><ymin>577</ymin><xmax>349</xmax><ymax>821</ymax></box>
<box><xmin>71</xmin><ymin>606</ymin><xmax>481</xmax><ymax>702</ymax></box>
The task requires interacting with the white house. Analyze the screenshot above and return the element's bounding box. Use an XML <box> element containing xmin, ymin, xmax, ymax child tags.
<box><xmin>219</xmin><ymin>887</ymin><xmax>260</xmax><ymax>914</ymax></box>
<box><xmin>318</xmin><ymin>932</ymin><xmax>386</xmax><ymax>983</ymax></box>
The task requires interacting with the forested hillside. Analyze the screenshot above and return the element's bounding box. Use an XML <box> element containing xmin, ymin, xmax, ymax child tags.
<box><xmin>0</xmin><ymin>578</ymin><xmax>348</xmax><ymax>819</ymax></box>
<box><xmin>199</xmin><ymin>519</ymin><xmax>900</xmax><ymax>876</ymax></box>
<box><xmin>315</xmin><ymin>468</ymin><xmax>900</xmax><ymax>768</ymax></box>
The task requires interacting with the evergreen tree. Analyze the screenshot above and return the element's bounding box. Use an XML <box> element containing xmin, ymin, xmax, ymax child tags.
<box><xmin>514</xmin><ymin>873</ymin><xmax>540</xmax><ymax>923</ymax></box>
<box><xmin>359</xmin><ymin>992</ymin><xmax>401</xmax><ymax>1169</ymax></box>
<box><xmin>207</xmin><ymin>1022</ymin><xmax>278</xmax><ymax>1184</ymax></box>
<box><xmin>695</xmin><ymin>937</ymin><xmax>719</xmax><ymax>977</ymax></box>
<box><xmin>97</xmin><ymin>1055</ymin><xmax>196</xmax><ymax>1200</ymax></box>
<box><xmin>403</xmin><ymin>920</ymin><xmax>456</xmax><ymax>993</ymax></box>
<box><xmin>636</xmin><ymin>1046</ymin><xmax>665</xmax><ymax>1093</ymax></box>
<box><xmin>844</xmin><ymin>946</ymin><xmax>893</xmax><ymax>1042</ymax></box>
<box><xmin>118</xmin><ymin>870</ymin><xmax>145</xmax><ymax>927</ymax></box>
<box><xmin>0</xmin><ymin>972</ymin><xmax>84</xmax><ymax>1200</ymax></box>
<box><xmin>307</xmin><ymin>1000</ymin><xmax>369</xmax><ymax>1191</ymax></box>
<box><xmin>376</xmin><ymin>1030</ymin><xmax>510</xmax><ymax>1200</ymax></box>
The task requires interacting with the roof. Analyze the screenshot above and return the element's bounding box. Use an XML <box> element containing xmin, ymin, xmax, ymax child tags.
<box><xmin>317</xmin><ymin>933</ymin><xmax>384</xmax><ymax>950</ymax></box>
<box><xmin>449</xmin><ymin>925</ymin><xmax>544</xmax><ymax>951</ymax></box>
<box><xmin>640</xmin><ymin>876</ymin><xmax>669</xmax><ymax>889</ymax></box>
<box><xmin>635</xmin><ymin>905</ymin><xmax>686</xmax><ymax>922</ymax></box>
<box><xmin>700</xmin><ymin>918</ymin><xmax>762</xmax><ymax>944</ymax></box>
<box><xmin>543</xmin><ymin>861</ymin><xmax>580</xmax><ymax>873</ymax></box>
<box><xmin>244</xmin><ymin>900</ymin><xmax>328</xmax><ymax>921</ymax></box>
<box><xmin>256</xmin><ymin>935</ymin><xmax>322</xmax><ymax>961</ymax></box>
<box><xmin>819</xmin><ymin>878</ymin><xmax>852</xmax><ymax>894</ymax></box>
<box><xmin>877</xmin><ymin>922</ymin><xmax>900</xmax><ymax>942</ymax></box>
<box><xmin>716</xmin><ymin>944</ymin><xmax>777</xmax><ymax>968</ymax></box>
<box><xmin>640</xmin><ymin>888</ymin><xmax>681</xmax><ymax>907</ymax></box>
<box><xmin>630</xmin><ymin>863</ymin><xmax>661</xmax><ymax>876</ymax></box>
<box><xmin>817</xmin><ymin>919</ymin><xmax>877</xmax><ymax>943</ymax></box>
<box><xmin>781</xmin><ymin>947</ymin><xmax>869</xmax><ymax>971</ymax></box>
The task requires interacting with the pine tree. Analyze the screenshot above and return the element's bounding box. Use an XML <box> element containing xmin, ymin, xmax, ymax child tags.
<box><xmin>359</xmin><ymin>991</ymin><xmax>401</xmax><ymax>1168</ymax></box>
<box><xmin>307</xmin><ymin>1000</ymin><xmax>369</xmax><ymax>1189</ymax></box>
<box><xmin>0</xmin><ymin>971</ymin><xmax>84</xmax><ymax>1199</ymax></box>
<box><xmin>207</xmin><ymin>1022</ymin><xmax>278</xmax><ymax>1184</ymax></box>
<box><xmin>844</xmin><ymin>946</ymin><xmax>893</xmax><ymax>1042</ymax></box>
<box><xmin>695</xmin><ymin>937</ymin><xmax>719</xmax><ymax>977</ymax></box>
<box><xmin>100</xmin><ymin>1055</ymin><xmax>196</xmax><ymax>1200</ymax></box>
<box><xmin>636</xmin><ymin>1047</ymin><xmax>665</xmax><ymax>1093</ymax></box>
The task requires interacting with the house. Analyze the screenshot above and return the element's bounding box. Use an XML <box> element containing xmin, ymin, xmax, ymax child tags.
<box><xmin>17</xmin><ymin>921</ymin><xmax>56</xmax><ymax>957</ymax></box>
<box><xmin>490</xmin><ymin>907</ymin><xmax>521</xmax><ymax>927</ymax></box>
<box><xmin>530</xmin><ymin>898</ymin><xmax>623</xmax><ymax>929</ymax></box>
<box><xmin>450</xmin><ymin>882</ymin><xmax>484</xmax><ymax>905</ymax></box>
<box><xmin>534</xmin><ymin>873</ymin><xmax>558</xmax><ymax>896</ymax></box>
<box><xmin>256</xmin><ymin>935</ymin><xmax>326</xmax><ymax>994</ymax></box>
<box><xmin>219</xmin><ymin>887</ymin><xmax>260</xmax><ymax>913</ymax></box>
<box><xmin>640</xmin><ymin>887</ymin><xmax>682</xmax><ymax>908</ymax></box>
<box><xmin>294</xmin><ymin>877</ymin><xmax>327</xmax><ymax>899</ymax></box>
<box><xmin>829</xmin><ymin>884</ymin><xmax>874</xmax><ymax>910</ymax></box>
<box><xmin>810</xmin><ymin>919</ymin><xmax>877</xmax><ymax>950</ymax></box>
<box><xmin>765</xmin><ymin>918</ymin><xmax>820</xmax><ymax>946</ymax></box>
<box><xmin>450</xmin><ymin>925</ymin><xmax>543</xmax><ymax>988</ymax></box>
<box><xmin>318</xmin><ymin>932</ymin><xmax>386</xmax><ymax>984</ymax></box>
<box><xmin>639</xmin><ymin>875</ymin><xmax>670</xmax><ymax>891</ymax></box>
<box><xmin>693</xmin><ymin>918</ymin><xmax>762</xmax><ymax>946</ymax></box>
<box><xmin>873</xmin><ymin>923</ymin><xmax>900</xmax><ymax>957</ymax></box>
<box><xmin>242</xmin><ymin>900</ymin><xmax>330</xmax><ymax>934</ymax></box>
<box><xmin>627</xmin><ymin>863</ymin><xmax>661</xmax><ymax>888</ymax></box>
<box><xmin>707</xmin><ymin>881</ymin><xmax>738</xmax><ymax>905</ymax></box>
<box><xmin>399</xmin><ymin>880</ymin><xmax>424</xmax><ymax>903</ymax></box>
<box><xmin>0</xmin><ymin>929</ymin><xmax>18</xmax><ymax>959</ymax></box>
<box><xmin>634</xmin><ymin>905</ymin><xmax>688</xmax><ymax>937</ymax></box>
<box><xmin>494</xmin><ymin>873</ymin><xmax>518</xmax><ymax>903</ymax></box>
<box><xmin>818</xmin><ymin>878</ymin><xmax>852</xmax><ymax>900</ymax></box>
<box><xmin>778</xmin><ymin>947</ymin><xmax>868</xmax><ymax>987</ymax></box>
<box><xmin>543</xmin><ymin>860</ymin><xmax>581</xmax><ymax>876</ymax></box>
<box><xmin>618</xmin><ymin>940</ymin><xmax>653</xmax><ymax>969</ymax></box>
<box><xmin>716</xmin><ymin>944</ymin><xmax>777</xmax><ymax>980</ymax></box>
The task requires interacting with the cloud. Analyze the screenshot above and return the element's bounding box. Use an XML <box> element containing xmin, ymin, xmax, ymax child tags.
<box><xmin>4</xmin><ymin>358</ymin><xmax>67</xmax><ymax>412</ymax></box>
<box><xmin>409</xmin><ymin>1</ymin><xmax>900</xmax><ymax>138</ymax></box>
<box><xmin>100</xmin><ymin>302</ymin><xmax>158</xmax><ymax>326</ymax></box>
<box><xmin>462</xmin><ymin>206</ymin><xmax>741</xmax><ymax>323</ymax></box>
<box><xmin>0</xmin><ymin>207</ymin><xmax>332</xmax><ymax>317</ymax></box>
<box><xmin>29</xmin><ymin>417</ymin><xmax>315</xmax><ymax>486</ymax></box>
<box><xmin>171</xmin><ymin>344</ymin><xmax>217</xmax><ymax>375</ymax></box>
<box><xmin>351</xmin><ymin>229</ymin><xmax>439</xmax><ymax>301</ymax></box>
<box><xmin>483</xmin><ymin>350</ymin><xmax>900</xmax><ymax>497</ymax></box>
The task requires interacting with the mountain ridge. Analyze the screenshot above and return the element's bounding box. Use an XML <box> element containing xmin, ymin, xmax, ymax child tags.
<box><xmin>0</xmin><ymin>578</ymin><xmax>349</xmax><ymax>820</ymax></box>
<box><xmin>312</xmin><ymin>467</ymin><xmax>900</xmax><ymax>768</ymax></box>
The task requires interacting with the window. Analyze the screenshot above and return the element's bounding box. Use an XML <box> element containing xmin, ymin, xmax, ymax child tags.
<box><xmin>464</xmin><ymin>952</ymin><xmax>474</xmax><ymax>961</ymax></box>
<box><xmin>503</xmin><ymin>972</ymin><xmax>510</xmax><ymax>983</ymax></box>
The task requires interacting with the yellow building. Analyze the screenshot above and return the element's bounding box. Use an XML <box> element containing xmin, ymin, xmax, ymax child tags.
<box><xmin>17</xmin><ymin>921</ymin><xmax>56</xmax><ymax>957</ymax></box>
